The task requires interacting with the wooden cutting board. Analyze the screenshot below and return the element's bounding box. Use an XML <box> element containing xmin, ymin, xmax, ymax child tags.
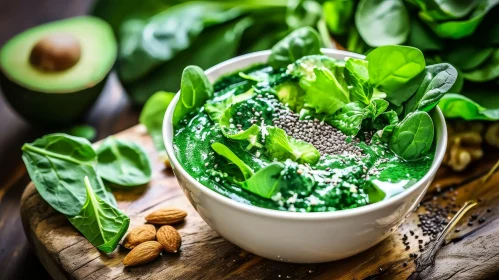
<box><xmin>20</xmin><ymin>125</ymin><xmax>499</xmax><ymax>280</ymax></box>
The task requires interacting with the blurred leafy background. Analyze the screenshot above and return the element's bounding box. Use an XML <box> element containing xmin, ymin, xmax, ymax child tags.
<box><xmin>91</xmin><ymin>0</ymin><xmax>499</xmax><ymax>121</ymax></box>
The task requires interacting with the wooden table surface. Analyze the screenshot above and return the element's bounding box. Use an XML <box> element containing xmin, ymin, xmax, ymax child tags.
<box><xmin>0</xmin><ymin>1</ymin><xmax>139</xmax><ymax>279</ymax></box>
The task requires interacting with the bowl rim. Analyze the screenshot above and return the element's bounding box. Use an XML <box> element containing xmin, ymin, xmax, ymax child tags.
<box><xmin>163</xmin><ymin>49</ymin><xmax>448</xmax><ymax>220</ymax></box>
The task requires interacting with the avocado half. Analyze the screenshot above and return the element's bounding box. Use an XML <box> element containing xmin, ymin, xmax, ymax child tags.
<box><xmin>0</xmin><ymin>16</ymin><xmax>117</xmax><ymax>126</ymax></box>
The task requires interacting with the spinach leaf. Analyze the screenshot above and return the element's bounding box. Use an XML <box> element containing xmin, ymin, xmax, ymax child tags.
<box><xmin>139</xmin><ymin>91</ymin><xmax>176</xmax><ymax>152</ymax></box>
<box><xmin>268</xmin><ymin>27</ymin><xmax>321</xmax><ymax>69</ymax></box>
<box><xmin>407</xmin><ymin>17</ymin><xmax>444</xmax><ymax>51</ymax></box>
<box><xmin>122</xmin><ymin>16</ymin><xmax>254</xmax><ymax>104</ymax></box>
<box><xmin>205</xmin><ymin>89</ymin><xmax>254</xmax><ymax>121</ymax></box>
<box><xmin>389</xmin><ymin>111</ymin><xmax>434</xmax><ymax>161</ymax></box>
<box><xmin>96</xmin><ymin>137</ymin><xmax>152</xmax><ymax>187</ymax></box>
<box><xmin>374</xmin><ymin>111</ymin><xmax>400</xmax><ymax>141</ymax></box>
<box><xmin>405</xmin><ymin>63</ymin><xmax>458</xmax><ymax>114</ymax></box>
<box><xmin>273</xmin><ymin>81</ymin><xmax>305</xmax><ymax>112</ymax></box>
<box><xmin>117</xmin><ymin>2</ymin><xmax>240</xmax><ymax>83</ymax></box>
<box><xmin>240</xmin><ymin>162</ymin><xmax>285</xmax><ymax>199</ymax></box>
<box><xmin>366</xmin><ymin>45</ymin><xmax>426</xmax><ymax>106</ymax></box>
<box><xmin>345</xmin><ymin>58</ymin><xmax>372</xmax><ymax>105</ymax></box>
<box><xmin>173</xmin><ymin>65</ymin><xmax>213</xmax><ymax>126</ymax></box>
<box><xmin>66</xmin><ymin>125</ymin><xmax>97</xmax><ymax>141</ymax></box>
<box><xmin>331</xmin><ymin>99</ymin><xmax>389</xmax><ymax>136</ymax></box>
<box><xmin>346</xmin><ymin>26</ymin><xmax>368</xmax><ymax>54</ymax></box>
<box><xmin>420</xmin><ymin>0</ymin><xmax>499</xmax><ymax>39</ymax></box>
<box><xmin>330</xmin><ymin>102</ymin><xmax>366</xmax><ymax>136</ymax></box>
<box><xmin>286</xmin><ymin>0</ymin><xmax>322</xmax><ymax>30</ymax></box>
<box><xmin>211</xmin><ymin>142</ymin><xmax>254</xmax><ymax>180</ymax></box>
<box><xmin>443</xmin><ymin>44</ymin><xmax>494</xmax><ymax>71</ymax></box>
<box><xmin>300</xmin><ymin>67</ymin><xmax>350</xmax><ymax>115</ymax></box>
<box><xmin>438</xmin><ymin>93</ymin><xmax>499</xmax><ymax>120</ymax></box>
<box><xmin>265</xmin><ymin>127</ymin><xmax>320</xmax><ymax>164</ymax></box>
<box><xmin>355</xmin><ymin>0</ymin><xmax>410</xmax><ymax>46</ymax></box>
<box><xmin>22</xmin><ymin>134</ymin><xmax>116</xmax><ymax>216</ymax></box>
<box><xmin>462</xmin><ymin>48</ymin><xmax>499</xmax><ymax>82</ymax></box>
<box><xmin>224</xmin><ymin>124</ymin><xmax>262</xmax><ymax>151</ymax></box>
<box><xmin>288</xmin><ymin>55</ymin><xmax>339</xmax><ymax>78</ymax></box>
<box><xmin>413</xmin><ymin>0</ymin><xmax>478</xmax><ymax>21</ymax></box>
<box><xmin>91</xmin><ymin>0</ymin><xmax>170</xmax><ymax>37</ymax></box>
<box><xmin>68</xmin><ymin>176</ymin><xmax>130</xmax><ymax>253</ymax></box>
<box><xmin>323</xmin><ymin>0</ymin><xmax>354</xmax><ymax>35</ymax></box>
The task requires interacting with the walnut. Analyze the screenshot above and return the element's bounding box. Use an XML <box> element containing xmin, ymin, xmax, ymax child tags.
<box><xmin>443</xmin><ymin>120</ymin><xmax>484</xmax><ymax>171</ymax></box>
<box><xmin>159</xmin><ymin>152</ymin><xmax>172</xmax><ymax>169</ymax></box>
<box><xmin>485</xmin><ymin>122</ymin><xmax>499</xmax><ymax>148</ymax></box>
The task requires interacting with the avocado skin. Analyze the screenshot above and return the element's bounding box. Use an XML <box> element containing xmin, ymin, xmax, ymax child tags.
<box><xmin>0</xmin><ymin>71</ymin><xmax>107</xmax><ymax>126</ymax></box>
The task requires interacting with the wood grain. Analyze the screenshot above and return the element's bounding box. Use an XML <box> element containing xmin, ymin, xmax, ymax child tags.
<box><xmin>20</xmin><ymin>125</ymin><xmax>499</xmax><ymax>280</ymax></box>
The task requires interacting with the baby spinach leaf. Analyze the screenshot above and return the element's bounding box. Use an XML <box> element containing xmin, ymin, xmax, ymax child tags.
<box><xmin>355</xmin><ymin>0</ymin><xmax>410</xmax><ymax>46</ymax></box>
<box><xmin>438</xmin><ymin>93</ymin><xmax>499</xmax><ymax>120</ymax></box>
<box><xmin>413</xmin><ymin>0</ymin><xmax>478</xmax><ymax>21</ymax></box>
<box><xmin>374</xmin><ymin>111</ymin><xmax>400</xmax><ymax>141</ymax></box>
<box><xmin>389</xmin><ymin>111</ymin><xmax>434</xmax><ymax>161</ymax></box>
<box><xmin>300</xmin><ymin>67</ymin><xmax>350</xmax><ymax>115</ymax></box>
<box><xmin>173</xmin><ymin>65</ymin><xmax>213</xmax><ymax>126</ymax></box>
<box><xmin>205</xmin><ymin>89</ymin><xmax>254</xmax><ymax>121</ymax></box>
<box><xmin>367</xmin><ymin>45</ymin><xmax>426</xmax><ymax>106</ymax></box>
<box><xmin>462</xmin><ymin>48</ymin><xmax>499</xmax><ymax>82</ymax></box>
<box><xmin>288</xmin><ymin>55</ymin><xmax>339</xmax><ymax>78</ymax></box>
<box><xmin>330</xmin><ymin>102</ymin><xmax>366</xmax><ymax>136</ymax></box>
<box><xmin>331</xmin><ymin>99</ymin><xmax>389</xmax><ymax>136</ymax></box>
<box><xmin>211</xmin><ymin>142</ymin><xmax>254</xmax><ymax>180</ymax></box>
<box><xmin>240</xmin><ymin>162</ymin><xmax>285</xmax><ymax>199</ymax></box>
<box><xmin>68</xmin><ymin>176</ymin><xmax>130</xmax><ymax>253</ymax></box>
<box><xmin>286</xmin><ymin>0</ymin><xmax>322</xmax><ymax>30</ymax></box>
<box><xmin>273</xmin><ymin>81</ymin><xmax>306</xmax><ymax>113</ymax></box>
<box><xmin>323</xmin><ymin>0</ymin><xmax>354</xmax><ymax>35</ymax></box>
<box><xmin>443</xmin><ymin>44</ymin><xmax>494</xmax><ymax>71</ymax></box>
<box><xmin>96</xmin><ymin>137</ymin><xmax>152</xmax><ymax>187</ymax></box>
<box><xmin>405</xmin><ymin>63</ymin><xmax>458</xmax><ymax>114</ymax></box>
<box><xmin>265</xmin><ymin>127</ymin><xmax>320</xmax><ymax>164</ymax></box>
<box><xmin>225</xmin><ymin>125</ymin><xmax>262</xmax><ymax>151</ymax></box>
<box><xmin>66</xmin><ymin>125</ymin><xmax>97</xmax><ymax>141</ymax></box>
<box><xmin>117</xmin><ymin>2</ymin><xmax>239</xmax><ymax>83</ymax></box>
<box><xmin>420</xmin><ymin>0</ymin><xmax>499</xmax><ymax>39</ymax></box>
<box><xmin>22</xmin><ymin>134</ymin><xmax>116</xmax><ymax>216</ymax></box>
<box><xmin>139</xmin><ymin>91</ymin><xmax>176</xmax><ymax>152</ymax></box>
<box><xmin>345</xmin><ymin>58</ymin><xmax>372</xmax><ymax>105</ymax></box>
<box><xmin>407</xmin><ymin>17</ymin><xmax>444</xmax><ymax>51</ymax></box>
<box><xmin>268</xmin><ymin>27</ymin><xmax>321</xmax><ymax>69</ymax></box>
<box><xmin>122</xmin><ymin>16</ymin><xmax>254</xmax><ymax>104</ymax></box>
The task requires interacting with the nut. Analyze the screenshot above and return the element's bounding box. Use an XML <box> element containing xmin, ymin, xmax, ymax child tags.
<box><xmin>145</xmin><ymin>208</ymin><xmax>187</xmax><ymax>225</ymax></box>
<box><xmin>123</xmin><ymin>241</ymin><xmax>163</xmax><ymax>267</ymax></box>
<box><xmin>444</xmin><ymin>120</ymin><xmax>484</xmax><ymax>171</ymax></box>
<box><xmin>486</xmin><ymin>122</ymin><xmax>499</xmax><ymax>148</ymax></box>
<box><xmin>157</xmin><ymin>225</ymin><xmax>182</xmax><ymax>253</ymax></box>
<box><xmin>123</xmin><ymin>224</ymin><xmax>156</xmax><ymax>249</ymax></box>
<box><xmin>159</xmin><ymin>152</ymin><xmax>172</xmax><ymax>168</ymax></box>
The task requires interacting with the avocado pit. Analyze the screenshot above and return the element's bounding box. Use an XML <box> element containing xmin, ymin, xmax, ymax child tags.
<box><xmin>29</xmin><ymin>33</ymin><xmax>81</xmax><ymax>72</ymax></box>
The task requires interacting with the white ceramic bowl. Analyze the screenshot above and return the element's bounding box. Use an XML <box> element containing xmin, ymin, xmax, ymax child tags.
<box><xmin>163</xmin><ymin>49</ymin><xmax>447</xmax><ymax>263</ymax></box>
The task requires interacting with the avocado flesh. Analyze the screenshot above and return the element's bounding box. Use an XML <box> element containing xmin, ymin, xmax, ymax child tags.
<box><xmin>0</xmin><ymin>16</ymin><xmax>116</xmax><ymax>93</ymax></box>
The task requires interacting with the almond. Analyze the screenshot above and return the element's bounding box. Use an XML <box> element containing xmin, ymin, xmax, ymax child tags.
<box><xmin>145</xmin><ymin>208</ymin><xmax>187</xmax><ymax>225</ymax></box>
<box><xmin>123</xmin><ymin>241</ymin><xmax>162</xmax><ymax>267</ymax></box>
<box><xmin>157</xmin><ymin>225</ymin><xmax>182</xmax><ymax>253</ymax></box>
<box><xmin>123</xmin><ymin>224</ymin><xmax>156</xmax><ymax>249</ymax></box>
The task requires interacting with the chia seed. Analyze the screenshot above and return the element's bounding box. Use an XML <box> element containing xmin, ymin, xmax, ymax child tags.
<box><xmin>272</xmin><ymin>110</ymin><xmax>366</xmax><ymax>156</ymax></box>
<box><xmin>417</xmin><ymin>202</ymin><xmax>451</xmax><ymax>240</ymax></box>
